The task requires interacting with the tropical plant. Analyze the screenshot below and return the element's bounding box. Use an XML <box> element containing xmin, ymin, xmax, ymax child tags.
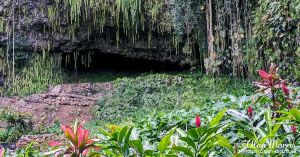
<box><xmin>254</xmin><ymin>64</ymin><xmax>298</xmax><ymax>111</ymax></box>
<box><xmin>228</xmin><ymin>108</ymin><xmax>287</xmax><ymax>156</ymax></box>
<box><xmin>0</xmin><ymin>147</ymin><xmax>5</xmax><ymax>157</ymax></box>
<box><xmin>0</xmin><ymin>108</ymin><xmax>32</xmax><ymax>143</ymax></box>
<box><xmin>172</xmin><ymin>109</ymin><xmax>234</xmax><ymax>156</ymax></box>
<box><xmin>96</xmin><ymin>125</ymin><xmax>145</xmax><ymax>156</ymax></box>
<box><xmin>94</xmin><ymin>109</ymin><xmax>233</xmax><ymax>157</ymax></box>
<box><xmin>279</xmin><ymin>108</ymin><xmax>300</xmax><ymax>144</ymax></box>
<box><xmin>14</xmin><ymin>142</ymin><xmax>40</xmax><ymax>157</ymax></box>
<box><xmin>226</xmin><ymin>65</ymin><xmax>300</xmax><ymax>156</ymax></box>
<box><xmin>48</xmin><ymin>120</ymin><xmax>100</xmax><ymax>157</ymax></box>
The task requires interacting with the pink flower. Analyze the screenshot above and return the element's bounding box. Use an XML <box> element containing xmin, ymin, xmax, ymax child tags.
<box><xmin>291</xmin><ymin>126</ymin><xmax>297</xmax><ymax>134</ymax></box>
<box><xmin>195</xmin><ymin>115</ymin><xmax>201</xmax><ymax>128</ymax></box>
<box><xmin>247</xmin><ymin>106</ymin><xmax>253</xmax><ymax>120</ymax></box>
<box><xmin>49</xmin><ymin>140</ymin><xmax>62</xmax><ymax>147</ymax></box>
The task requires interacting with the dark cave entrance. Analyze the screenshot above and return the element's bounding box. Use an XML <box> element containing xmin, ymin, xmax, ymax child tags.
<box><xmin>61</xmin><ymin>52</ymin><xmax>189</xmax><ymax>82</ymax></box>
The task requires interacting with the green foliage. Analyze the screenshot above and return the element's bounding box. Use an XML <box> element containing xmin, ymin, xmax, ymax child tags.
<box><xmin>0</xmin><ymin>108</ymin><xmax>32</xmax><ymax>143</ymax></box>
<box><xmin>65</xmin><ymin>70</ymin><xmax>138</xmax><ymax>83</ymax></box>
<box><xmin>247</xmin><ymin>0</ymin><xmax>300</xmax><ymax>80</ymax></box>
<box><xmin>173</xmin><ymin>125</ymin><xmax>233</xmax><ymax>156</ymax></box>
<box><xmin>5</xmin><ymin>52</ymin><xmax>62</xmax><ymax>96</ymax></box>
<box><xmin>172</xmin><ymin>0</ymin><xmax>206</xmax><ymax>66</ymax></box>
<box><xmin>95</xmin><ymin>72</ymin><xmax>253</xmax><ymax>123</ymax></box>
<box><xmin>132</xmin><ymin>109</ymin><xmax>199</xmax><ymax>144</ymax></box>
<box><xmin>5</xmin><ymin>74</ymin><xmax>300</xmax><ymax>156</ymax></box>
<box><xmin>97</xmin><ymin>125</ymin><xmax>140</xmax><ymax>156</ymax></box>
<box><xmin>228</xmin><ymin>108</ymin><xmax>285</xmax><ymax>156</ymax></box>
<box><xmin>14</xmin><ymin>143</ymin><xmax>40</xmax><ymax>157</ymax></box>
<box><xmin>33</xmin><ymin>121</ymin><xmax>62</xmax><ymax>135</ymax></box>
<box><xmin>95</xmin><ymin>109</ymin><xmax>231</xmax><ymax>157</ymax></box>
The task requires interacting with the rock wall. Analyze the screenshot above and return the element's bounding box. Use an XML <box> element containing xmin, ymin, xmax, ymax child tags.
<box><xmin>0</xmin><ymin>0</ymin><xmax>185</xmax><ymax>64</ymax></box>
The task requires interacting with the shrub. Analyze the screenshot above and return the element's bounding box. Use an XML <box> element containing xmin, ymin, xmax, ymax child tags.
<box><xmin>0</xmin><ymin>108</ymin><xmax>32</xmax><ymax>143</ymax></box>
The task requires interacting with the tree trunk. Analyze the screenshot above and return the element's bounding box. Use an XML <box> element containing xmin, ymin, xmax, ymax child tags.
<box><xmin>204</xmin><ymin>0</ymin><xmax>217</xmax><ymax>75</ymax></box>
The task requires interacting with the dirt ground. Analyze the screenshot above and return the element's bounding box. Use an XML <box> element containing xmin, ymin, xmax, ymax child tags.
<box><xmin>0</xmin><ymin>82</ymin><xmax>113</xmax><ymax>128</ymax></box>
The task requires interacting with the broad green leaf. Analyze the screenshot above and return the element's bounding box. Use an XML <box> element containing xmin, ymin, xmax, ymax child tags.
<box><xmin>158</xmin><ymin>127</ymin><xmax>176</xmax><ymax>154</ymax></box>
<box><xmin>257</xmin><ymin>127</ymin><xmax>266</xmax><ymax>139</ymax></box>
<box><xmin>130</xmin><ymin>140</ymin><xmax>144</xmax><ymax>155</ymax></box>
<box><xmin>179</xmin><ymin>137</ymin><xmax>196</xmax><ymax>151</ymax></box>
<box><xmin>227</xmin><ymin>109</ymin><xmax>249</xmax><ymax>122</ymax></box>
<box><xmin>238</xmin><ymin>129</ymin><xmax>255</xmax><ymax>140</ymax></box>
<box><xmin>144</xmin><ymin>150</ymin><xmax>155</xmax><ymax>156</ymax></box>
<box><xmin>187</xmin><ymin>128</ymin><xmax>199</xmax><ymax>140</ymax></box>
<box><xmin>289</xmin><ymin>108</ymin><xmax>300</xmax><ymax>122</ymax></box>
<box><xmin>172</xmin><ymin>146</ymin><xmax>194</xmax><ymax>157</ymax></box>
<box><xmin>176</xmin><ymin>128</ymin><xmax>187</xmax><ymax>137</ymax></box>
<box><xmin>264</xmin><ymin>109</ymin><xmax>272</xmax><ymax>134</ymax></box>
<box><xmin>255</xmin><ymin>119</ymin><xmax>265</xmax><ymax>131</ymax></box>
<box><xmin>270</xmin><ymin>124</ymin><xmax>281</xmax><ymax>137</ymax></box>
<box><xmin>118</xmin><ymin>126</ymin><xmax>128</xmax><ymax>144</ymax></box>
<box><xmin>199</xmin><ymin>141</ymin><xmax>219</xmax><ymax>156</ymax></box>
<box><xmin>210</xmin><ymin>109</ymin><xmax>227</xmax><ymax>127</ymax></box>
<box><xmin>123</xmin><ymin>126</ymin><xmax>133</xmax><ymax>154</ymax></box>
<box><xmin>98</xmin><ymin>127</ymin><xmax>111</xmax><ymax>137</ymax></box>
<box><xmin>216</xmin><ymin>135</ymin><xmax>233</xmax><ymax>155</ymax></box>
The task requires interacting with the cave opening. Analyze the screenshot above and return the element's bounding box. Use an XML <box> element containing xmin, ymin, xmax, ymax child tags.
<box><xmin>61</xmin><ymin>51</ymin><xmax>190</xmax><ymax>82</ymax></box>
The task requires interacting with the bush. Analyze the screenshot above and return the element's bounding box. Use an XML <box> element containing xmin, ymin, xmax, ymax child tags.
<box><xmin>0</xmin><ymin>108</ymin><xmax>32</xmax><ymax>143</ymax></box>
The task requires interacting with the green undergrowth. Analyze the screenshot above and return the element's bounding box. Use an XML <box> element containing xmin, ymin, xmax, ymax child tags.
<box><xmin>95</xmin><ymin>71</ymin><xmax>254</xmax><ymax>124</ymax></box>
<box><xmin>2</xmin><ymin>71</ymin><xmax>254</xmax><ymax>138</ymax></box>
<box><xmin>64</xmin><ymin>70</ymin><xmax>140</xmax><ymax>83</ymax></box>
<box><xmin>0</xmin><ymin>108</ymin><xmax>33</xmax><ymax>143</ymax></box>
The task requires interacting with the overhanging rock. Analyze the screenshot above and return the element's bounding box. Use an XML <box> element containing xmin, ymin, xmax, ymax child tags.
<box><xmin>0</xmin><ymin>0</ymin><xmax>186</xmax><ymax>64</ymax></box>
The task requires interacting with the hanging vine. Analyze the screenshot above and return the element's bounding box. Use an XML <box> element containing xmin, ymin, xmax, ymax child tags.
<box><xmin>46</xmin><ymin>0</ymin><xmax>172</xmax><ymax>48</ymax></box>
<box><xmin>246</xmin><ymin>0</ymin><xmax>300</xmax><ymax>81</ymax></box>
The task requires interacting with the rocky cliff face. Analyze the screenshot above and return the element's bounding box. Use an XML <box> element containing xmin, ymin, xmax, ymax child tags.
<box><xmin>0</xmin><ymin>0</ymin><xmax>185</xmax><ymax>64</ymax></box>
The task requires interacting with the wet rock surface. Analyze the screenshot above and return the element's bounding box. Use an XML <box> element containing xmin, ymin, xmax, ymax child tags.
<box><xmin>0</xmin><ymin>0</ymin><xmax>184</xmax><ymax>64</ymax></box>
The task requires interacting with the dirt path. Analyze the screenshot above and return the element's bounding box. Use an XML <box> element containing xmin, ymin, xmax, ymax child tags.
<box><xmin>0</xmin><ymin>82</ymin><xmax>112</xmax><ymax>128</ymax></box>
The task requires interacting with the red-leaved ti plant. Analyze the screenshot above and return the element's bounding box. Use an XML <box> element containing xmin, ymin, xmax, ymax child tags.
<box><xmin>49</xmin><ymin>120</ymin><xmax>100</xmax><ymax>157</ymax></box>
<box><xmin>254</xmin><ymin>64</ymin><xmax>294</xmax><ymax>110</ymax></box>
<box><xmin>0</xmin><ymin>147</ymin><xmax>4</xmax><ymax>157</ymax></box>
<box><xmin>195</xmin><ymin>115</ymin><xmax>201</xmax><ymax>128</ymax></box>
<box><xmin>254</xmin><ymin>63</ymin><xmax>281</xmax><ymax>94</ymax></box>
<box><xmin>281</xmin><ymin>81</ymin><xmax>289</xmax><ymax>97</ymax></box>
<box><xmin>247</xmin><ymin>106</ymin><xmax>253</xmax><ymax>120</ymax></box>
<box><xmin>48</xmin><ymin>140</ymin><xmax>63</xmax><ymax>147</ymax></box>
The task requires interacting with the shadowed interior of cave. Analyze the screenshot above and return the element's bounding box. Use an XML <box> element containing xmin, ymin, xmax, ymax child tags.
<box><xmin>61</xmin><ymin>52</ymin><xmax>189</xmax><ymax>73</ymax></box>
